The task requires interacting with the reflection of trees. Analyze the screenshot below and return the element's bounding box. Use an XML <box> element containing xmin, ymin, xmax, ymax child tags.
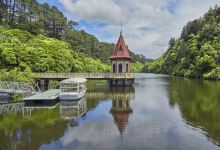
<box><xmin>0</xmin><ymin>108</ymin><xmax>67</xmax><ymax>150</ymax></box>
<box><xmin>109</xmin><ymin>87</ymin><xmax>135</xmax><ymax>136</ymax></box>
<box><xmin>0</xmin><ymin>84</ymin><xmax>136</xmax><ymax>149</ymax></box>
<box><xmin>167</xmin><ymin>77</ymin><xmax>220</xmax><ymax>145</ymax></box>
<box><xmin>86</xmin><ymin>84</ymin><xmax>110</xmax><ymax>110</ymax></box>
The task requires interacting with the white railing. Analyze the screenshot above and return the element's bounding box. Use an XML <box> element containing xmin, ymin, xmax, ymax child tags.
<box><xmin>33</xmin><ymin>72</ymin><xmax>135</xmax><ymax>79</ymax></box>
<box><xmin>0</xmin><ymin>81</ymin><xmax>41</xmax><ymax>94</ymax></box>
<box><xmin>0</xmin><ymin>102</ymin><xmax>24</xmax><ymax>114</ymax></box>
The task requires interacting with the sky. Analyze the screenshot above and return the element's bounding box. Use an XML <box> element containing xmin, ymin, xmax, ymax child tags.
<box><xmin>38</xmin><ymin>0</ymin><xmax>220</xmax><ymax>59</ymax></box>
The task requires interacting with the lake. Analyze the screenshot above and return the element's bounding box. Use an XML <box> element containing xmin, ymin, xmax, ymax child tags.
<box><xmin>0</xmin><ymin>73</ymin><xmax>220</xmax><ymax>150</ymax></box>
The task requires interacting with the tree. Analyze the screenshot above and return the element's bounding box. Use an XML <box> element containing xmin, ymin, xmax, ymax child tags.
<box><xmin>144</xmin><ymin>5</ymin><xmax>220</xmax><ymax>80</ymax></box>
<box><xmin>168</xmin><ymin>37</ymin><xmax>176</xmax><ymax>49</ymax></box>
<box><xmin>68</xmin><ymin>20</ymin><xmax>78</xmax><ymax>30</ymax></box>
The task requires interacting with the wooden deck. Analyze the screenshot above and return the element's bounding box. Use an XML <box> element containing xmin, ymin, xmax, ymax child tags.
<box><xmin>23</xmin><ymin>89</ymin><xmax>61</xmax><ymax>101</ymax></box>
<box><xmin>33</xmin><ymin>72</ymin><xmax>135</xmax><ymax>80</ymax></box>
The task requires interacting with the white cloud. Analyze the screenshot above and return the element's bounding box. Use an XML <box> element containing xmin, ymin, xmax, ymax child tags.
<box><xmin>59</xmin><ymin>0</ymin><xmax>122</xmax><ymax>23</ymax></box>
<box><xmin>59</xmin><ymin>0</ymin><xmax>220</xmax><ymax>59</ymax></box>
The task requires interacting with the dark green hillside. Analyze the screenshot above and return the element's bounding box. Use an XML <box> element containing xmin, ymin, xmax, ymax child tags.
<box><xmin>144</xmin><ymin>5</ymin><xmax>220</xmax><ymax>80</ymax></box>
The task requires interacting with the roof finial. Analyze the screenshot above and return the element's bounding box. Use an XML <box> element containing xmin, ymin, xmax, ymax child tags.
<box><xmin>120</xmin><ymin>16</ymin><xmax>122</xmax><ymax>35</ymax></box>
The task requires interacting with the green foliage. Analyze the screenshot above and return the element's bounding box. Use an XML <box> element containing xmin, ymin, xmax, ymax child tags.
<box><xmin>0</xmin><ymin>67</ymin><xmax>34</xmax><ymax>83</ymax></box>
<box><xmin>0</xmin><ymin>26</ymin><xmax>110</xmax><ymax>82</ymax></box>
<box><xmin>63</xmin><ymin>29</ymin><xmax>147</xmax><ymax>63</ymax></box>
<box><xmin>203</xmin><ymin>67</ymin><xmax>220</xmax><ymax>79</ymax></box>
<box><xmin>131</xmin><ymin>61</ymin><xmax>144</xmax><ymax>72</ymax></box>
<box><xmin>0</xmin><ymin>108</ymin><xmax>61</xmax><ymax>130</ymax></box>
<box><xmin>1</xmin><ymin>47</ymin><xmax>17</xmax><ymax>65</ymax></box>
<box><xmin>144</xmin><ymin>5</ymin><xmax>220</xmax><ymax>80</ymax></box>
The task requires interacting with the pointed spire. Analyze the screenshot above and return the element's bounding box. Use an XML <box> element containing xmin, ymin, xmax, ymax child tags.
<box><xmin>120</xmin><ymin>17</ymin><xmax>123</xmax><ymax>35</ymax></box>
<box><xmin>109</xmin><ymin>23</ymin><xmax>132</xmax><ymax>60</ymax></box>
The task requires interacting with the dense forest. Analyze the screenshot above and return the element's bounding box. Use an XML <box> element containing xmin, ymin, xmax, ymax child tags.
<box><xmin>0</xmin><ymin>0</ymin><xmax>146</xmax><ymax>63</ymax></box>
<box><xmin>144</xmin><ymin>5</ymin><xmax>220</xmax><ymax>80</ymax></box>
<box><xmin>0</xmin><ymin>26</ymin><xmax>111</xmax><ymax>82</ymax></box>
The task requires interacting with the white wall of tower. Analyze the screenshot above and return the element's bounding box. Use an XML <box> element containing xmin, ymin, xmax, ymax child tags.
<box><xmin>111</xmin><ymin>60</ymin><xmax>131</xmax><ymax>73</ymax></box>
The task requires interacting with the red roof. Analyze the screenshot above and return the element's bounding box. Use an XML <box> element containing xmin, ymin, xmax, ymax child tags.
<box><xmin>109</xmin><ymin>32</ymin><xmax>132</xmax><ymax>60</ymax></box>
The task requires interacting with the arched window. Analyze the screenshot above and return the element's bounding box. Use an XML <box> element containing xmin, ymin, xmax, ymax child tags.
<box><xmin>126</xmin><ymin>63</ymin><xmax>129</xmax><ymax>72</ymax></box>
<box><xmin>119</xmin><ymin>64</ymin><xmax>123</xmax><ymax>73</ymax></box>
<box><xmin>113</xmin><ymin>64</ymin><xmax>116</xmax><ymax>73</ymax></box>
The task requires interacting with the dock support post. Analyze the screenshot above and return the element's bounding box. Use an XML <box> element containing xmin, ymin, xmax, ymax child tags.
<box><xmin>109</xmin><ymin>79</ymin><xmax>113</xmax><ymax>86</ymax></box>
<box><xmin>109</xmin><ymin>79</ymin><xmax>134</xmax><ymax>86</ymax></box>
<box><xmin>44</xmin><ymin>80</ymin><xmax>49</xmax><ymax>90</ymax></box>
<box><xmin>38</xmin><ymin>79</ymin><xmax>49</xmax><ymax>91</ymax></box>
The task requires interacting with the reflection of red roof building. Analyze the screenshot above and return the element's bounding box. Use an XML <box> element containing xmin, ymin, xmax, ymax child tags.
<box><xmin>110</xmin><ymin>86</ymin><xmax>134</xmax><ymax>135</ymax></box>
<box><xmin>109</xmin><ymin>32</ymin><xmax>132</xmax><ymax>60</ymax></box>
<box><xmin>112</xmin><ymin>112</ymin><xmax>130</xmax><ymax>135</ymax></box>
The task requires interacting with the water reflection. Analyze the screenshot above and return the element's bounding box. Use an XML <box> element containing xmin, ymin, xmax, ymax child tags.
<box><xmin>167</xmin><ymin>77</ymin><xmax>220</xmax><ymax>146</ymax></box>
<box><xmin>60</xmin><ymin>98</ymin><xmax>87</xmax><ymax>127</ymax></box>
<box><xmin>1</xmin><ymin>75</ymin><xmax>220</xmax><ymax>150</ymax></box>
<box><xmin>0</xmin><ymin>93</ymin><xmax>10</xmax><ymax>103</ymax></box>
<box><xmin>0</xmin><ymin>93</ymin><xmax>31</xmax><ymax>104</ymax></box>
<box><xmin>0</xmin><ymin>104</ymin><xmax>67</xmax><ymax>150</ymax></box>
<box><xmin>109</xmin><ymin>87</ymin><xmax>134</xmax><ymax>136</ymax></box>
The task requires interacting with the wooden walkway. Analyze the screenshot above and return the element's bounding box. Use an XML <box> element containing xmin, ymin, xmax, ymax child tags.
<box><xmin>33</xmin><ymin>72</ymin><xmax>135</xmax><ymax>80</ymax></box>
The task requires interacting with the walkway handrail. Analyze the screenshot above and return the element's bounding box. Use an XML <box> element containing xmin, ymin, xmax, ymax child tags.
<box><xmin>0</xmin><ymin>101</ymin><xmax>24</xmax><ymax>114</ymax></box>
<box><xmin>33</xmin><ymin>72</ymin><xmax>135</xmax><ymax>79</ymax></box>
<box><xmin>0</xmin><ymin>81</ymin><xmax>41</xmax><ymax>94</ymax></box>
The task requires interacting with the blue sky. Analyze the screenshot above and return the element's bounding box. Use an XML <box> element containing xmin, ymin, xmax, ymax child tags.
<box><xmin>37</xmin><ymin>0</ymin><xmax>220</xmax><ymax>58</ymax></box>
<box><xmin>38</xmin><ymin>0</ymin><xmax>113</xmax><ymax>41</ymax></box>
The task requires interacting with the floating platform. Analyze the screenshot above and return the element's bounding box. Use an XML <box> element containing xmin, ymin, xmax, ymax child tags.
<box><xmin>23</xmin><ymin>89</ymin><xmax>61</xmax><ymax>101</ymax></box>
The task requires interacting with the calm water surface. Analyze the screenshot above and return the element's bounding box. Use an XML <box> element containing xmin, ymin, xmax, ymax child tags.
<box><xmin>0</xmin><ymin>73</ymin><xmax>220</xmax><ymax>150</ymax></box>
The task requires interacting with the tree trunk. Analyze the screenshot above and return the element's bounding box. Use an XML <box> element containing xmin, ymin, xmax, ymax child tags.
<box><xmin>52</xmin><ymin>15</ymin><xmax>55</xmax><ymax>37</ymax></box>
<box><xmin>10</xmin><ymin>0</ymin><xmax>16</xmax><ymax>26</ymax></box>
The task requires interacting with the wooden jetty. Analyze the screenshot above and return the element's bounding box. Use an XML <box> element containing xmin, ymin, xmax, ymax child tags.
<box><xmin>23</xmin><ymin>89</ymin><xmax>61</xmax><ymax>101</ymax></box>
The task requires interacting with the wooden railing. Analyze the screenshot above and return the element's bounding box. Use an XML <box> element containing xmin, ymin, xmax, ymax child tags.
<box><xmin>33</xmin><ymin>72</ymin><xmax>135</xmax><ymax>79</ymax></box>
